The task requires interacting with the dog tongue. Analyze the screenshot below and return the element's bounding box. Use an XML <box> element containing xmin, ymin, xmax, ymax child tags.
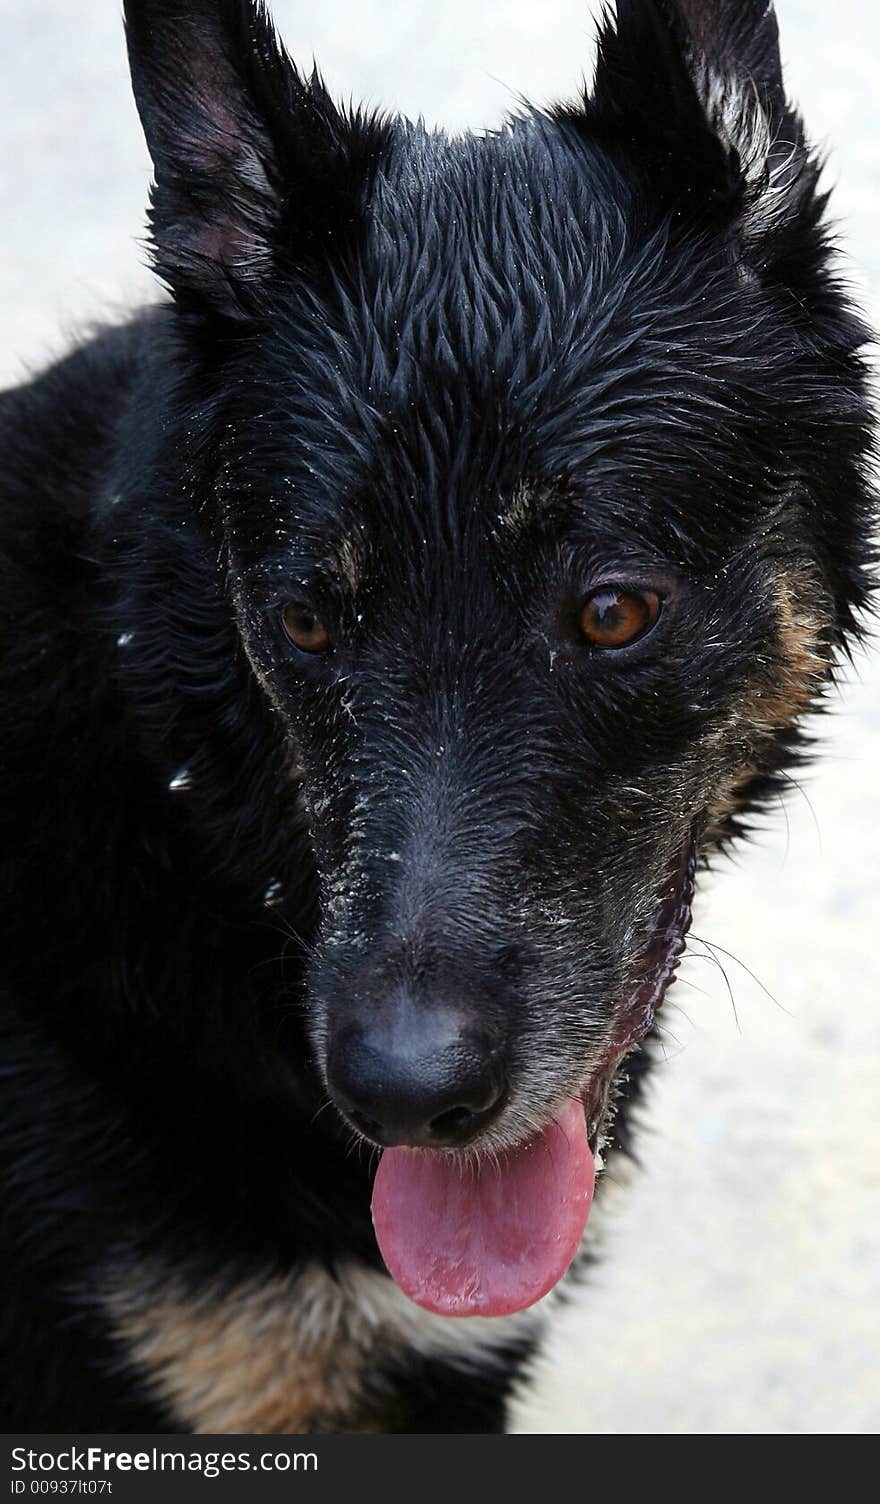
<box><xmin>371</xmin><ymin>1098</ymin><xmax>595</xmax><ymax>1317</ymax></box>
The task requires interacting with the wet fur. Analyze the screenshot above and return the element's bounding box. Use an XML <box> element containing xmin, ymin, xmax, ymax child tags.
<box><xmin>0</xmin><ymin>0</ymin><xmax>875</xmax><ymax>1432</ymax></box>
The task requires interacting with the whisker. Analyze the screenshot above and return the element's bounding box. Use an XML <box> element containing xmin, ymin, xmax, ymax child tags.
<box><xmin>309</xmin><ymin>1098</ymin><xmax>336</xmax><ymax>1131</ymax></box>
<box><xmin>778</xmin><ymin>767</ymin><xmax>824</xmax><ymax>855</ymax></box>
<box><xmin>688</xmin><ymin>934</ymin><xmax>741</xmax><ymax>1033</ymax></box>
<box><xmin>655</xmin><ymin>1024</ymin><xmax>688</xmax><ymax>1058</ymax></box>
<box><xmin>775</xmin><ymin>788</ymin><xmax>792</xmax><ymax>867</ymax></box>
<box><xmin>691</xmin><ymin>932</ymin><xmax>791</xmax><ymax>1017</ymax></box>
<box><xmin>670</xmin><ymin>976</ymin><xmax>713</xmax><ymax>1001</ymax></box>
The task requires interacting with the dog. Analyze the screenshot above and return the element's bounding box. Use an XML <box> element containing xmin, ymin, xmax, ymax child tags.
<box><xmin>0</xmin><ymin>0</ymin><xmax>875</xmax><ymax>1433</ymax></box>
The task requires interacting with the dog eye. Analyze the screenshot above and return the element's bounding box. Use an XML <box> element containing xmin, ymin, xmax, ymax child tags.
<box><xmin>579</xmin><ymin>588</ymin><xmax>661</xmax><ymax>649</ymax></box>
<box><xmin>281</xmin><ymin>605</ymin><xmax>332</xmax><ymax>654</ymax></box>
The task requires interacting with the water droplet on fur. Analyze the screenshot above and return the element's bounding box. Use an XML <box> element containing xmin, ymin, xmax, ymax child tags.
<box><xmin>263</xmin><ymin>880</ymin><xmax>283</xmax><ymax>907</ymax></box>
<box><xmin>168</xmin><ymin>769</ymin><xmax>193</xmax><ymax>792</ymax></box>
<box><xmin>116</xmin><ymin>632</ymin><xmax>134</xmax><ymax>648</ymax></box>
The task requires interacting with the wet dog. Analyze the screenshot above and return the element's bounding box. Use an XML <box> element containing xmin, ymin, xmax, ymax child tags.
<box><xmin>1</xmin><ymin>0</ymin><xmax>875</xmax><ymax>1431</ymax></box>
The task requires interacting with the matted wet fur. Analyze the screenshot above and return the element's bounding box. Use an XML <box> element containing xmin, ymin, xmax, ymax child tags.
<box><xmin>0</xmin><ymin>0</ymin><xmax>875</xmax><ymax>1432</ymax></box>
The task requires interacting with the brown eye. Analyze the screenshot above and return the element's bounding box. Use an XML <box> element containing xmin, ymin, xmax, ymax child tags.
<box><xmin>578</xmin><ymin>587</ymin><xmax>661</xmax><ymax>649</ymax></box>
<box><xmin>281</xmin><ymin>604</ymin><xmax>332</xmax><ymax>654</ymax></box>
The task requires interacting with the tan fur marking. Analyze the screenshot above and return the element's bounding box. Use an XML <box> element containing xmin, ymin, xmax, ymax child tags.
<box><xmin>704</xmin><ymin>761</ymin><xmax>760</xmax><ymax>840</ymax></box>
<box><xmin>107</xmin><ymin>1266</ymin><xmax>376</xmax><ymax>1433</ymax></box>
<box><xmin>745</xmin><ymin>567</ymin><xmax>829</xmax><ymax>733</ymax></box>
<box><xmin>495</xmin><ymin>483</ymin><xmax>549</xmax><ymax>534</ymax></box>
<box><xmin>106</xmin><ymin>1260</ymin><xmax>540</xmax><ymax>1434</ymax></box>
<box><xmin>329</xmin><ymin>533</ymin><xmax>363</xmax><ymax>594</ymax></box>
<box><xmin>703</xmin><ymin>568</ymin><xmax>831</xmax><ymax>836</ymax></box>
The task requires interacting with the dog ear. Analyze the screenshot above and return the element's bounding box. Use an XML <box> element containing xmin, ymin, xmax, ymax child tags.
<box><xmin>124</xmin><ymin>0</ymin><xmax>388</xmax><ymax>316</ymax></box>
<box><xmin>576</xmin><ymin>0</ymin><xmax>814</xmax><ymax>254</ymax></box>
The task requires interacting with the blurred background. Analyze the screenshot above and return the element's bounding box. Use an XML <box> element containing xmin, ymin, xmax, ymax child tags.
<box><xmin>1</xmin><ymin>0</ymin><xmax>877</xmax><ymax>1434</ymax></box>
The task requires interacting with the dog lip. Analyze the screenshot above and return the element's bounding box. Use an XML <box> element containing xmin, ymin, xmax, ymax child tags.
<box><xmin>582</xmin><ymin>833</ymin><xmax>698</xmax><ymax>1150</ymax></box>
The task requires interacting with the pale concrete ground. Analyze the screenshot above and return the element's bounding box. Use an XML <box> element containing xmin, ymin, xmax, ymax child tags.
<box><xmin>1</xmin><ymin>0</ymin><xmax>877</xmax><ymax>1435</ymax></box>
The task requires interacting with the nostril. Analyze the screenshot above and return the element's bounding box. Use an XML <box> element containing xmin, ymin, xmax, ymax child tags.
<box><xmin>347</xmin><ymin>1107</ymin><xmax>385</xmax><ymax>1141</ymax></box>
<box><xmin>427</xmin><ymin>1078</ymin><xmax>506</xmax><ymax>1144</ymax></box>
<box><xmin>428</xmin><ymin>1104</ymin><xmax>479</xmax><ymax>1138</ymax></box>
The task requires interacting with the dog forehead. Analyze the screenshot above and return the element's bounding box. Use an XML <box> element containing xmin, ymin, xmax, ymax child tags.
<box><xmin>228</xmin><ymin>119</ymin><xmax>778</xmax><ymax>578</ymax></box>
<box><xmin>369</xmin><ymin>116</ymin><xmax>614</xmax><ymax>263</ymax></box>
<box><xmin>357</xmin><ymin>119</ymin><xmax>625</xmax><ymax>378</ymax></box>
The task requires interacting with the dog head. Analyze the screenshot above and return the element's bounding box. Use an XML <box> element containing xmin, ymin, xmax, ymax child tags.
<box><xmin>123</xmin><ymin>0</ymin><xmax>874</xmax><ymax>1308</ymax></box>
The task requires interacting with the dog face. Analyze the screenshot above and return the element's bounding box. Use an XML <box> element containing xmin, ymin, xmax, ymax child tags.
<box><xmin>124</xmin><ymin>1</ymin><xmax>873</xmax><ymax>1169</ymax></box>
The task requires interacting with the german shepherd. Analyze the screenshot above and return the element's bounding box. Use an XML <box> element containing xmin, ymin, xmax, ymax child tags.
<box><xmin>1</xmin><ymin>0</ymin><xmax>874</xmax><ymax>1432</ymax></box>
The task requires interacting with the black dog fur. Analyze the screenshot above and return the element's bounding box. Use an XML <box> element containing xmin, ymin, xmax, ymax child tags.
<box><xmin>1</xmin><ymin>0</ymin><xmax>875</xmax><ymax>1432</ymax></box>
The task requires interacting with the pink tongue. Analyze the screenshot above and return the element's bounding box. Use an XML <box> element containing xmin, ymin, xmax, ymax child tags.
<box><xmin>371</xmin><ymin>1098</ymin><xmax>595</xmax><ymax>1317</ymax></box>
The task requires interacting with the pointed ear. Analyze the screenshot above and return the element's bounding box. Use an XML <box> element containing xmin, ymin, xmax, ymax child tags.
<box><xmin>123</xmin><ymin>0</ymin><xmax>388</xmax><ymax>316</ymax></box>
<box><xmin>575</xmin><ymin>0</ymin><xmax>814</xmax><ymax>252</ymax></box>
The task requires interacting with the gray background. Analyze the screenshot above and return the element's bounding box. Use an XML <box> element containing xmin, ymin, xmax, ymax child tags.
<box><xmin>2</xmin><ymin>1</ymin><xmax>877</xmax><ymax>1435</ymax></box>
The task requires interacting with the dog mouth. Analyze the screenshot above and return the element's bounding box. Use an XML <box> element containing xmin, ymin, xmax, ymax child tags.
<box><xmin>584</xmin><ymin>834</ymin><xmax>697</xmax><ymax>1157</ymax></box>
<box><xmin>370</xmin><ymin>834</ymin><xmax>697</xmax><ymax>1318</ymax></box>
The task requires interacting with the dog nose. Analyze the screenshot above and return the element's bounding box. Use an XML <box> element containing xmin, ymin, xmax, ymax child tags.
<box><xmin>326</xmin><ymin>1012</ymin><xmax>507</xmax><ymax>1149</ymax></box>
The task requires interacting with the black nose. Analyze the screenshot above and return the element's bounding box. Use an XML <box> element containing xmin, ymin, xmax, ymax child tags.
<box><xmin>326</xmin><ymin>1010</ymin><xmax>507</xmax><ymax>1149</ymax></box>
